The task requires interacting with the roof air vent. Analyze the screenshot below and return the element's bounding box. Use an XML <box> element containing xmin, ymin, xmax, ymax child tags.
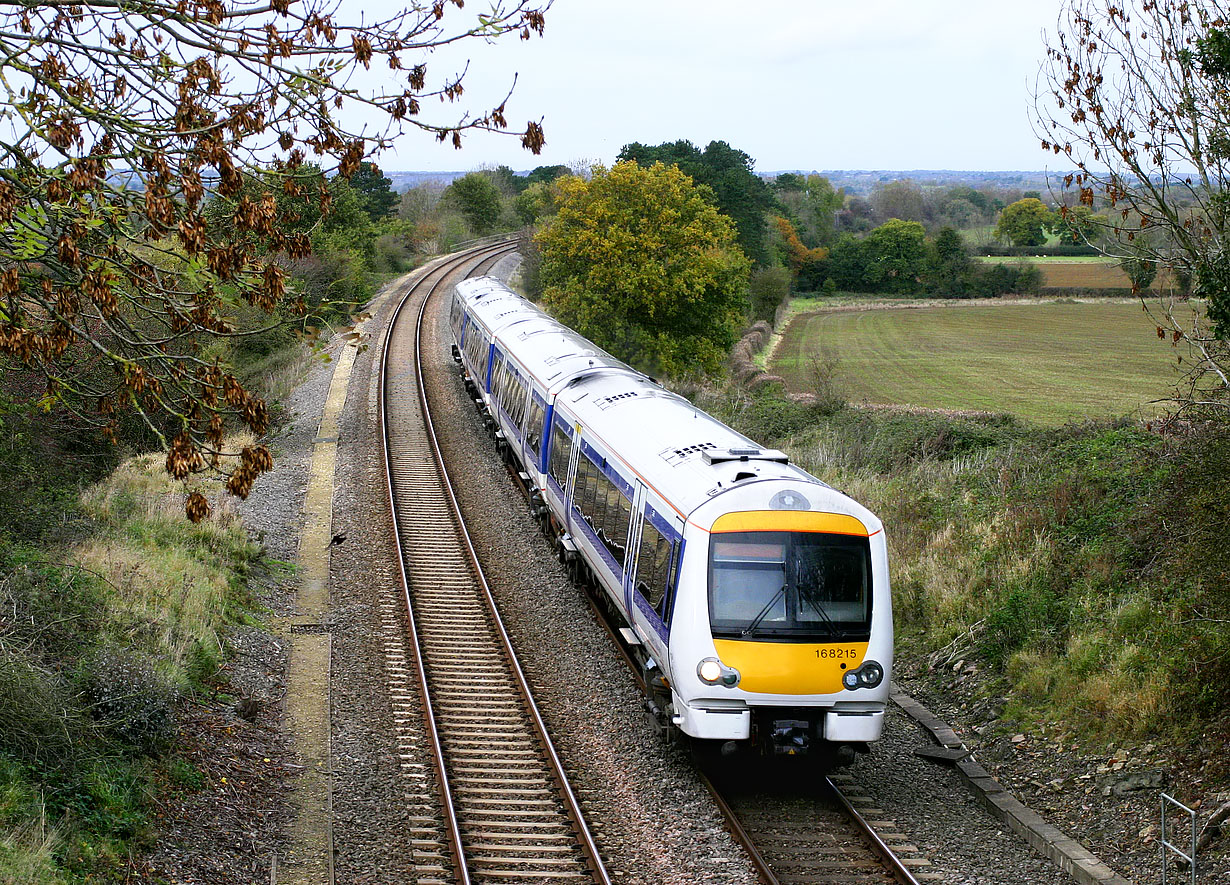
<box><xmin>702</xmin><ymin>447</ymin><xmax>789</xmax><ymax>466</ymax></box>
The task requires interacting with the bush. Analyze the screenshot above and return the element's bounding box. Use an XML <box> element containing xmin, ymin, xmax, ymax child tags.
<box><xmin>749</xmin><ymin>266</ymin><xmax>791</xmax><ymax>323</ymax></box>
<box><xmin>80</xmin><ymin>648</ymin><xmax>179</xmax><ymax>755</ymax></box>
<box><xmin>0</xmin><ymin>651</ymin><xmax>81</xmax><ymax>767</ymax></box>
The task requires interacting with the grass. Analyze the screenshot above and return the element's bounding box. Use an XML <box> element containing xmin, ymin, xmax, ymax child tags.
<box><xmin>977</xmin><ymin>256</ymin><xmax>1132</xmax><ymax>288</ymax></box>
<box><xmin>770</xmin><ymin>300</ymin><xmax>1179</xmax><ymax>424</ymax></box>
<box><xmin>0</xmin><ymin>445</ymin><xmax>262</xmax><ymax>882</ymax></box>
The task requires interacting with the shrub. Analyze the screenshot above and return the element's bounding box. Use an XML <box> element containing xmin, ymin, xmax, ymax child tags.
<box><xmin>0</xmin><ymin>651</ymin><xmax>81</xmax><ymax>767</ymax></box>
<box><xmin>749</xmin><ymin>266</ymin><xmax>791</xmax><ymax>323</ymax></box>
<box><xmin>80</xmin><ymin>648</ymin><xmax>179</xmax><ymax>755</ymax></box>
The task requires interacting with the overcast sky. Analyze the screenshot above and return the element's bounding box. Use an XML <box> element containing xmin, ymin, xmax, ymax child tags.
<box><xmin>378</xmin><ymin>1</ymin><xmax>1069</xmax><ymax>174</ymax></box>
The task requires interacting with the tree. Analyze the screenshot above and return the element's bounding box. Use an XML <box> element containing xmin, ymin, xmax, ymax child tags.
<box><xmin>994</xmin><ymin>198</ymin><xmax>1056</xmax><ymax>248</ymax></box>
<box><xmin>1036</xmin><ymin>0</ymin><xmax>1230</xmax><ymax>408</ymax></box>
<box><xmin>349</xmin><ymin>163</ymin><xmax>399</xmax><ymax>223</ymax></box>
<box><xmin>534</xmin><ymin>162</ymin><xmax>751</xmax><ymax>376</ymax></box>
<box><xmin>770</xmin><ymin>216</ymin><xmax>828</xmax><ymax>290</ymax></box>
<box><xmin>524</xmin><ymin>164</ymin><xmax>572</xmax><ymax>187</ymax></box>
<box><xmin>927</xmin><ymin>227</ymin><xmax>973</xmax><ymax>296</ymax></box>
<box><xmin>870</xmin><ymin>180</ymin><xmax>927</xmax><ymax>226</ymax></box>
<box><xmin>0</xmin><ymin>0</ymin><xmax>548</xmax><ymax>519</ymax></box>
<box><xmin>863</xmin><ymin>219</ymin><xmax>927</xmax><ymax>294</ymax></box>
<box><xmin>442</xmin><ymin>173</ymin><xmax>504</xmax><ymax>236</ymax></box>
<box><xmin>617</xmin><ymin>139</ymin><xmax>777</xmax><ymax>265</ymax></box>
<box><xmin>749</xmin><ymin>266</ymin><xmax>792</xmax><ymax>323</ymax></box>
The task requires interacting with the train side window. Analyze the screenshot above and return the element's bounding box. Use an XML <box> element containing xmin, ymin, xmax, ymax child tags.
<box><xmin>526</xmin><ymin>400</ymin><xmax>546</xmax><ymax>458</ymax></box>
<box><xmin>509</xmin><ymin>374</ymin><xmax>529</xmax><ymax>430</ymax></box>
<box><xmin>636</xmin><ymin>519</ymin><xmax>675</xmax><ymax>612</ymax></box>
<box><xmin>548</xmin><ymin>420</ymin><xmax>571</xmax><ymax>487</ymax></box>
<box><xmin>574</xmin><ymin>452</ymin><xmax>631</xmax><ymax>568</ymax></box>
<box><xmin>605</xmin><ymin>481</ymin><xmax>631</xmax><ymax>563</ymax></box>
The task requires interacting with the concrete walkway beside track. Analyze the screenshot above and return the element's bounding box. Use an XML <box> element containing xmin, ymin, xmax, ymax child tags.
<box><xmin>274</xmin><ymin>273</ymin><xmax>408</xmax><ymax>883</ymax></box>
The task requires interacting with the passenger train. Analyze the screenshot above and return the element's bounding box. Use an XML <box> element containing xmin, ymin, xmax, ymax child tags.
<box><xmin>449</xmin><ymin>276</ymin><xmax>893</xmax><ymax>759</ymax></box>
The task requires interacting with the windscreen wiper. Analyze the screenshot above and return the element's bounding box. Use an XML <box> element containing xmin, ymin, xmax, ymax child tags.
<box><xmin>800</xmin><ymin>591</ymin><xmax>841</xmax><ymax>638</ymax></box>
<box><xmin>741</xmin><ymin>584</ymin><xmax>787</xmax><ymax>637</ymax></box>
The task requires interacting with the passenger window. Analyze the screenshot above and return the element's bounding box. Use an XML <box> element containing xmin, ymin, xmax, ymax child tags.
<box><xmin>526</xmin><ymin>400</ymin><xmax>546</xmax><ymax>457</ymax></box>
<box><xmin>636</xmin><ymin>519</ymin><xmax>677</xmax><ymax>612</ymax></box>
<box><xmin>549</xmin><ymin>420</ymin><xmax>572</xmax><ymax>488</ymax></box>
<box><xmin>574</xmin><ymin>453</ymin><xmax>631</xmax><ymax>569</ymax></box>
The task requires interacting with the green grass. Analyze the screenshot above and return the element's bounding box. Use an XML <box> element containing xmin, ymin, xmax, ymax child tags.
<box><xmin>771</xmin><ymin>300</ymin><xmax>1178</xmax><ymax>424</ymax></box>
<box><xmin>978</xmin><ymin>255</ymin><xmax>1113</xmax><ymax>264</ymax></box>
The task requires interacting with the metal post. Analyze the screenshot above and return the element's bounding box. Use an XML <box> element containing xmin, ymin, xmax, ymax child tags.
<box><xmin>1160</xmin><ymin>793</ymin><xmax>1196</xmax><ymax>885</ymax></box>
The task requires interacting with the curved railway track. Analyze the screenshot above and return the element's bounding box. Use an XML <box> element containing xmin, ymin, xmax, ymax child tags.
<box><xmin>378</xmin><ymin>242</ymin><xmax>610</xmax><ymax>885</ymax></box>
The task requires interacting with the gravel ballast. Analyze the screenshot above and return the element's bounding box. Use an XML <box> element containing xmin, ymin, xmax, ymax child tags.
<box><xmin>146</xmin><ymin>257</ymin><xmax>1226</xmax><ymax>885</ymax></box>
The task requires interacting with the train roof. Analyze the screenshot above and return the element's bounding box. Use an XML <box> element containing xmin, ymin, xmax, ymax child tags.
<box><xmin>456</xmin><ymin>276</ymin><xmax>841</xmax><ymax>525</ymax></box>
<box><xmin>458</xmin><ymin>276</ymin><xmax>546</xmax><ymax>335</ymax></box>
<box><xmin>458</xmin><ymin>277</ymin><xmax>640</xmax><ymax>396</ymax></box>
<box><xmin>555</xmin><ymin>369</ymin><xmax>830</xmax><ymax>522</ymax></box>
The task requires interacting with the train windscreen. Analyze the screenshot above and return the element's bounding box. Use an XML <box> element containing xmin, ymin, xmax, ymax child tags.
<box><xmin>708</xmin><ymin>531</ymin><xmax>871</xmax><ymax>640</ymax></box>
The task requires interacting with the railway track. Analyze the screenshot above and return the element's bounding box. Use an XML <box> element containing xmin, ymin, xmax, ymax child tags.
<box><xmin>378</xmin><ymin>242</ymin><xmax>610</xmax><ymax>885</ymax></box>
<box><xmin>703</xmin><ymin>764</ymin><xmax>935</xmax><ymax>885</ymax></box>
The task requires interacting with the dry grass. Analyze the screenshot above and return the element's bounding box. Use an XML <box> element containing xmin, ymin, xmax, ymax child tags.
<box><xmin>73</xmin><ymin>445</ymin><xmax>256</xmax><ymax>683</ymax></box>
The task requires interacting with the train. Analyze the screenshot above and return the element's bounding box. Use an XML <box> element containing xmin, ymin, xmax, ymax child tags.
<box><xmin>449</xmin><ymin>276</ymin><xmax>892</xmax><ymax>760</ymax></box>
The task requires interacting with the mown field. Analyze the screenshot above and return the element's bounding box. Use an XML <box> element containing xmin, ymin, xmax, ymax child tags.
<box><xmin>978</xmin><ymin>255</ymin><xmax>1133</xmax><ymax>288</ymax></box>
<box><xmin>770</xmin><ymin>300</ymin><xmax>1180</xmax><ymax>424</ymax></box>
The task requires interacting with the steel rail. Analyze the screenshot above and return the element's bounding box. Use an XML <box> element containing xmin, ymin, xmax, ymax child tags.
<box><xmin>379</xmin><ymin>241</ymin><xmax>611</xmax><ymax>885</ymax></box>
<box><xmin>825</xmin><ymin>776</ymin><xmax>925</xmax><ymax>885</ymax></box>
<box><xmin>410</xmin><ymin>251</ymin><xmax>613</xmax><ymax>885</ymax></box>
<box><xmin>379</xmin><ymin>245</ymin><xmax>504</xmax><ymax>885</ymax></box>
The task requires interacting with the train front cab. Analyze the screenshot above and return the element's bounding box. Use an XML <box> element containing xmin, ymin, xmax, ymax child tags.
<box><xmin>669</xmin><ymin>507</ymin><xmax>893</xmax><ymax>758</ymax></box>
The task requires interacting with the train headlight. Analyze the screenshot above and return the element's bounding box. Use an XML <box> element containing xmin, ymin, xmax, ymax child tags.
<box><xmin>842</xmin><ymin>660</ymin><xmax>884</xmax><ymax>690</ymax></box>
<box><xmin>697</xmin><ymin>657</ymin><xmax>741</xmax><ymax>688</ymax></box>
<box><xmin>698</xmin><ymin>658</ymin><xmax>723</xmax><ymax>684</ymax></box>
<box><xmin>859</xmin><ymin>661</ymin><xmax>884</xmax><ymax>688</ymax></box>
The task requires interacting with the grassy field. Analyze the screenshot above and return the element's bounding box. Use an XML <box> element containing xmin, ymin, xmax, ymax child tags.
<box><xmin>770</xmin><ymin>300</ymin><xmax>1180</xmax><ymax>424</ymax></box>
<box><xmin>978</xmin><ymin>256</ymin><xmax>1133</xmax><ymax>288</ymax></box>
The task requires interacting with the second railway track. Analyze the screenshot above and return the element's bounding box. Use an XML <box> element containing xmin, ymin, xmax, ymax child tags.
<box><xmin>378</xmin><ymin>243</ymin><xmax>610</xmax><ymax>885</ymax></box>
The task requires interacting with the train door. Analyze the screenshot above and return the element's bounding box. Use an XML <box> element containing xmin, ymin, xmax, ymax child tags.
<box><xmin>523</xmin><ymin>390</ymin><xmax>548</xmax><ymax>484</ymax></box>
<box><xmin>623</xmin><ymin>483</ymin><xmax>647</xmax><ymax>620</ymax></box>
<box><xmin>628</xmin><ymin>489</ymin><xmax>683</xmax><ymax>665</ymax></box>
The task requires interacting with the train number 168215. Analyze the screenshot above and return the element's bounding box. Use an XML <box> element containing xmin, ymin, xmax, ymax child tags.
<box><xmin>815</xmin><ymin>647</ymin><xmax>858</xmax><ymax>660</ymax></box>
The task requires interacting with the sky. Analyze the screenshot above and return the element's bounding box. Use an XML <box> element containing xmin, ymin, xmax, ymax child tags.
<box><xmin>376</xmin><ymin>1</ymin><xmax>1070</xmax><ymax>174</ymax></box>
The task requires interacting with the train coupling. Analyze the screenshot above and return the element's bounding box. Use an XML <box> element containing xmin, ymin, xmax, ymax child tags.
<box><xmin>770</xmin><ymin>719</ymin><xmax>812</xmax><ymax>755</ymax></box>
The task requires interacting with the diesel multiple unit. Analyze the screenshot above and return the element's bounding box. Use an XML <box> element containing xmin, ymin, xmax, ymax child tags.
<box><xmin>450</xmin><ymin>276</ymin><xmax>893</xmax><ymax>758</ymax></box>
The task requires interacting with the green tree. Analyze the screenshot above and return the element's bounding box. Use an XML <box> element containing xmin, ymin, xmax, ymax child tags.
<box><xmin>442</xmin><ymin>172</ymin><xmax>504</xmax><ymax>236</ymax></box>
<box><xmin>864</xmin><ymin>219</ymin><xmax>928</xmax><ymax>293</ymax></box>
<box><xmin>994</xmin><ymin>198</ymin><xmax>1057</xmax><ymax>248</ymax></box>
<box><xmin>349</xmin><ymin>162</ymin><xmax>399</xmax><ymax>223</ymax></box>
<box><xmin>513</xmin><ymin>180</ymin><xmax>556</xmax><ymax>225</ymax></box>
<box><xmin>535</xmin><ymin>162</ymin><xmax>751</xmax><ymax>376</ymax></box>
<box><xmin>825</xmin><ymin>235</ymin><xmax>869</xmax><ymax>290</ymax></box>
<box><xmin>524</xmin><ymin>164</ymin><xmax>572</xmax><ymax>187</ymax></box>
<box><xmin>749</xmin><ymin>266</ymin><xmax>792</xmax><ymax>323</ymax></box>
<box><xmin>927</xmin><ymin>227</ymin><xmax>973</xmax><ymax>295</ymax></box>
<box><xmin>618</xmin><ymin>139</ymin><xmax>777</xmax><ymax>265</ymax></box>
<box><xmin>1055</xmin><ymin>204</ymin><xmax>1105</xmax><ymax>246</ymax></box>
<box><xmin>0</xmin><ymin>0</ymin><xmax>548</xmax><ymax>518</ymax></box>
<box><xmin>1037</xmin><ymin>0</ymin><xmax>1230</xmax><ymax>409</ymax></box>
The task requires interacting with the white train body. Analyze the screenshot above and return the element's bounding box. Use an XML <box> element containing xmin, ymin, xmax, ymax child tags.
<box><xmin>450</xmin><ymin>277</ymin><xmax>893</xmax><ymax>756</ymax></box>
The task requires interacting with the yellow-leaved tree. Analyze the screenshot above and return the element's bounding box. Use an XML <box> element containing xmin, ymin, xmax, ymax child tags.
<box><xmin>534</xmin><ymin>161</ymin><xmax>750</xmax><ymax>377</ymax></box>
